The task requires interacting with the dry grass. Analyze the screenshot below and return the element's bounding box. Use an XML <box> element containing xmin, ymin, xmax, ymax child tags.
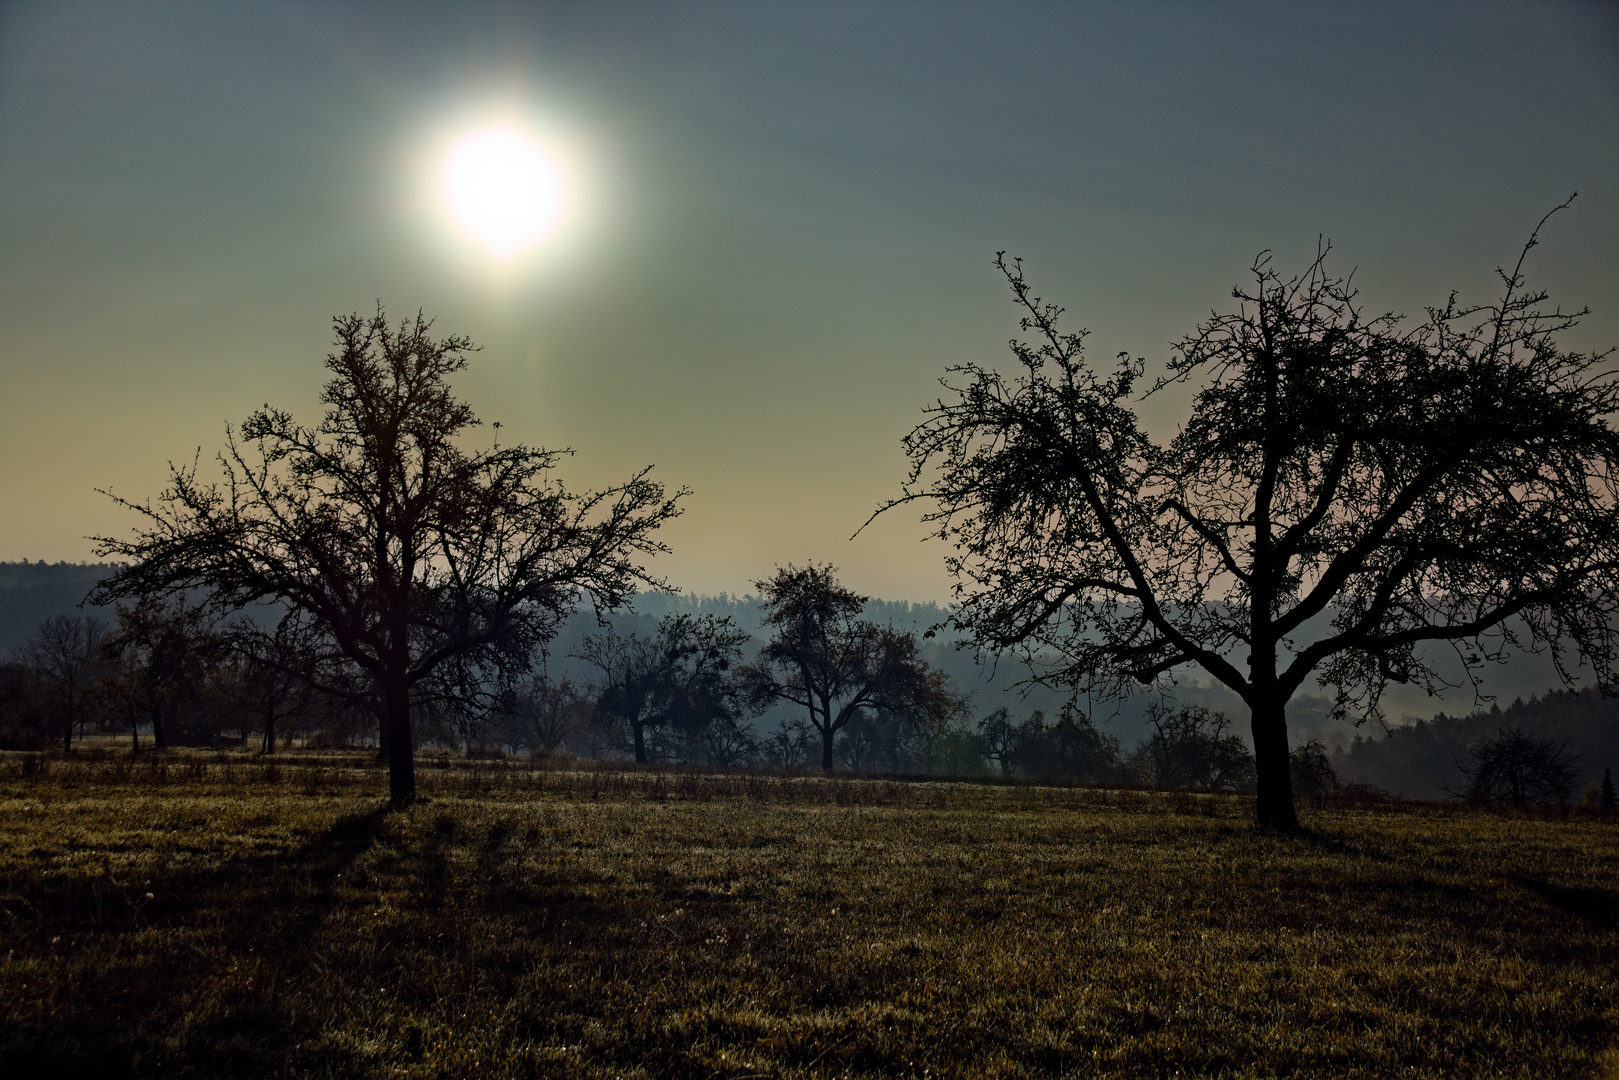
<box><xmin>0</xmin><ymin>750</ymin><xmax>1614</xmax><ymax>1078</ymax></box>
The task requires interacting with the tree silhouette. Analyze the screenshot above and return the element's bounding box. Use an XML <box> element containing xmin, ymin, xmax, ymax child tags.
<box><xmin>15</xmin><ymin>614</ymin><xmax>105</xmax><ymax>752</ymax></box>
<box><xmin>738</xmin><ymin>564</ymin><xmax>959</xmax><ymax>771</ymax></box>
<box><xmin>578</xmin><ymin>613</ymin><xmax>750</xmax><ymax>764</ymax></box>
<box><xmin>1452</xmin><ymin>726</ymin><xmax>1579</xmax><ymax>807</ymax></box>
<box><xmin>100</xmin><ymin>597</ymin><xmax>220</xmax><ymax>751</ymax></box>
<box><xmin>92</xmin><ymin>308</ymin><xmax>683</xmax><ymax>801</ymax></box>
<box><xmin>882</xmin><ymin>202</ymin><xmax>1619</xmax><ymax>830</ymax></box>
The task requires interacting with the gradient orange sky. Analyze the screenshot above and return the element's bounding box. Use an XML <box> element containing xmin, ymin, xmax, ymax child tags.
<box><xmin>1</xmin><ymin>1</ymin><xmax>1614</xmax><ymax>603</ymax></box>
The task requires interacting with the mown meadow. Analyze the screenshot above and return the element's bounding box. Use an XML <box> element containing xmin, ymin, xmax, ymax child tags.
<box><xmin>1</xmin><ymin>751</ymin><xmax>1615</xmax><ymax>1078</ymax></box>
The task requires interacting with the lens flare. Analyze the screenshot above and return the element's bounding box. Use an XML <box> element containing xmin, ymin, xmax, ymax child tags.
<box><xmin>442</xmin><ymin>128</ymin><xmax>565</xmax><ymax>255</ymax></box>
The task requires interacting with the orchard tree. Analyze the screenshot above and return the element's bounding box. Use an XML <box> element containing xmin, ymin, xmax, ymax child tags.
<box><xmin>1451</xmin><ymin>727</ymin><xmax>1579</xmax><ymax>807</ymax></box>
<box><xmin>738</xmin><ymin>563</ymin><xmax>960</xmax><ymax>771</ymax></box>
<box><xmin>15</xmin><ymin>614</ymin><xmax>105</xmax><ymax>752</ymax></box>
<box><xmin>578</xmin><ymin>613</ymin><xmax>751</xmax><ymax>764</ymax></box>
<box><xmin>92</xmin><ymin>307</ymin><xmax>684</xmax><ymax>802</ymax></box>
<box><xmin>880</xmin><ymin>202</ymin><xmax>1619</xmax><ymax>830</ymax></box>
<box><xmin>220</xmin><ymin>613</ymin><xmax>328</xmax><ymax>754</ymax></box>
<box><xmin>100</xmin><ymin>597</ymin><xmax>222</xmax><ymax>751</ymax></box>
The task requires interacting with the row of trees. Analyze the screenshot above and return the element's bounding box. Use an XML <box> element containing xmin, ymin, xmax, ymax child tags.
<box><xmin>0</xmin><ymin>598</ymin><xmax>1324</xmax><ymax>794</ymax></box>
<box><xmin>0</xmin><ymin>563</ymin><xmax>967</xmax><ymax>770</ymax></box>
<box><xmin>0</xmin><ymin>604</ymin><xmax>372</xmax><ymax>753</ymax></box>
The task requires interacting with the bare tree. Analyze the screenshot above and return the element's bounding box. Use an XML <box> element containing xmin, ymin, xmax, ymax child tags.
<box><xmin>219</xmin><ymin>614</ymin><xmax>326</xmax><ymax>754</ymax></box>
<box><xmin>1451</xmin><ymin>727</ymin><xmax>1579</xmax><ymax>807</ymax></box>
<box><xmin>497</xmin><ymin>671</ymin><xmax>588</xmax><ymax>757</ymax></box>
<box><xmin>91</xmin><ymin>308</ymin><xmax>683</xmax><ymax>801</ymax></box>
<box><xmin>578</xmin><ymin>613</ymin><xmax>750</xmax><ymax>764</ymax></box>
<box><xmin>880</xmin><ymin>202</ymin><xmax>1619</xmax><ymax>830</ymax></box>
<box><xmin>100</xmin><ymin>598</ymin><xmax>221</xmax><ymax>750</ymax></box>
<box><xmin>738</xmin><ymin>564</ymin><xmax>960</xmax><ymax>771</ymax></box>
<box><xmin>16</xmin><ymin>614</ymin><xmax>106</xmax><ymax>752</ymax></box>
<box><xmin>1289</xmin><ymin>739</ymin><xmax>1339</xmax><ymax>799</ymax></box>
<box><xmin>0</xmin><ymin>661</ymin><xmax>50</xmax><ymax>749</ymax></box>
<box><xmin>1129</xmin><ymin>704</ymin><xmax>1255</xmax><ymax>792</ymax></box>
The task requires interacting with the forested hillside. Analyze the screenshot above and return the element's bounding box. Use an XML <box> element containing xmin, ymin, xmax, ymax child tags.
<box><xmin>1335</xmin><ymin>689</ymin><xmax>1618</xmax><ymax>801</ymax></box>
<box><xmin>0</xmin><ymin>562</ymin><xmax>116</xmax><ymax>652</ymax></box>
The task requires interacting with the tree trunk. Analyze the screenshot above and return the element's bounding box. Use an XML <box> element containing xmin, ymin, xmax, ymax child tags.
<box><xmin>632</xmin><ymin>720</ymin><xmax>648</xmax><ymax>764</ymax></box>
<box><xmin>262</xmin><ymin>708</ymin><xmax>275</xmax><ymax>754</ymax></box>
<box><xmin>62</xmin><ymin>711</ymin><xmax>73</xmax><ymax>754</ymax></box>
<box><xmin>131</xmin><ymin>706</ymin><xmax>140</xmax><ymax>753</ymax></box>
<box><xmin>821</xmin><ymin>724</ymin><xmax>835</xmax><ymax>772</ymax></box>
<box><xmin>383</xmin><ymin>679</ymin><xmax>415</xmax><ymax>804</ymax></box>
<box><xmin>151</xmin><ymin>702</ymin><xmax>168</xmax><ymax>750</ymax></box>
<box><xmin>1250</xmin><ymin>697</ymin><xmax>1299</xmax><ymax>832</ymax></box>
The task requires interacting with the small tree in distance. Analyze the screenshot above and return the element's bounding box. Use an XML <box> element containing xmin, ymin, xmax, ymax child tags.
<box><xmin>92</xmin><ymin>307</ymin><xmax>684</xmax><ymax>802</ymax></box>
<box><xmin>879</xmin><ymin>200</ymin><xmax>1619</xmax><ymax>830</ymax></box>
<box><xmin>738</xmin><ymin>563</ymin><xmax>961</xmax><ymax>772</ymax></box>
<box><xmin>578</xmin><ymin>613</ymin><xmax>751</xmax><ymax>764</ymax></box>
<box><xmin>1451</xmin><ymin>727</ymin><xmax>1579</xmax><ymax>807</ymax></box>
<box><xmin>1130</xmin><ymin>704</ymin><xmax>1255</xmax><ymax>793</ymax></box>
<box><xmin>14</xmin><ymin>614</ymin><xmax>105</xmax><ymax>752</ymax></box>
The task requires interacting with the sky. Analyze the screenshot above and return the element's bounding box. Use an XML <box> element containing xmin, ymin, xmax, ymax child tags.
<box><xmin>1</xmin><ymin>0</ymin><xmax>1615</xmax><ymax>606</ymax></box>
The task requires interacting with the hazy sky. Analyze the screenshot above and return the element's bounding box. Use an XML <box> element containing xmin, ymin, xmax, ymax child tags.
<box><xmin>2</xmin><ymin>1</ymin><xmax>1615</xmax><ymax>603</ymax></box>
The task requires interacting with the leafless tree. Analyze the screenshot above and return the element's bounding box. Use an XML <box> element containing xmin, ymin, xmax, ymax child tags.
<box><xmin>99</xmin><ymin>598</ymin><xmax>221</xmax><ymax>750</ymax></box>
<box><xmin>1451</xmin><ymin>726</ymin><xmax>1579</xmax><ymax>807</ymax></box>
<box><xmin>92</xmin><ymin>308</ymin><xmax>683</xmax><ymax>801</ymax></box>
<box><xmin>16</xmin><ymin>614</ymin><xmax>107</xmax><ymax>752</ymax></box>
<box><xmin>1129</xmin><ymin>704</ymin><xmax>1255</xmax><ymax>792</ymax></box>
<box><xmin>578</xmin><ymin>613</ymin><xmax>751</xmax><ymax>764</ymax></box>
<box><xmin>879</xmin><ymin>200</ymin><xmax>1619</xmax><ymax>829</ymax></box>
<box><xmin>738</xmin><ymin>564</ymin><xmax>961</xmax><ymax>772</ymax></box>
<box><xmin>498</xmin><ymin>671</ymin><xmax>588</xmax><ymax>757</ymax></box>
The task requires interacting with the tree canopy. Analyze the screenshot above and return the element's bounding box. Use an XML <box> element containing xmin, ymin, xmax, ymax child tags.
<box><xmin>883</xmin><ymin>203</ymin><xmax>1619</xmax><ymax>829</ymax></box>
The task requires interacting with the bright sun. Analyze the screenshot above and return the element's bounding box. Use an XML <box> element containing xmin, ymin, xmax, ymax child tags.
<box><xmin>442</xmin><ymin>128</ymin><xmax>566</xmax><ymax>256</ymax></box>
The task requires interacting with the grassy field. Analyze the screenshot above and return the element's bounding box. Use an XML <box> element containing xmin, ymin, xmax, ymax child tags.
<box><xmin>0</xmin><ymin>751</ymin><xmax>1615</xmax><ymax>1079</ymax></box>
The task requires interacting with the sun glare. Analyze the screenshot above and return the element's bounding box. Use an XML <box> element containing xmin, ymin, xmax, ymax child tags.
<box><xmin>442</xmin><ymin>128</ymin><xmax>566</xmax><ymax>256</ymax></box>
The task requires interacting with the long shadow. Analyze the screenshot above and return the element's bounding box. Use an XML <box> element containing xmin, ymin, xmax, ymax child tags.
<box><xmin>1510</xmin><ymin>874</ymin><xmax>1619</xmax><ymax>929</ymax></box>
<box><xmin>2</xmin><ymin>798</ymin><xmax>633</xmax><ymax>1078</ymax></box>
<box><xmin>2</xmin><ymin>803</ymin><xmax>392</xmax><ymax>1077</ymax></box>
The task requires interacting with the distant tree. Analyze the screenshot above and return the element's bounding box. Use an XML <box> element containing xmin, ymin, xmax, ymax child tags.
<box><xmin>1289</xmin><ymin>738</ymin><xmax>1339</xmax><ymax>799</ymax></box>
<box><xmin>1452</xmin><ymin>726</ymin><xmax>1579</xmax><ymax>807</ymax></box>
<box><xmin>219</xmin><ymin>614</ymin><xmax>326</xmax><ymax>754</ymax></box>
<box><xmin>764</xmin><ymin>717</ymin><xmax>816</xmax><ymax>771</ymax></box>
<box><xmin>99</xmin><ymin>598</ymin><xmax>222</xmax><ymax>750</ymax></box>
<box><xmin>578</xmin><ymin>613</ymin><xmax>751</xmax><ymax>764</ymax></box>
<box><xmin>976</xmin><ymin>707</ymin><xmax>1020</xmax><ymax>778</ymax></box>
<box><xmin>15</xmin><ymin>614</ymin><xmax>107</xmax><ymax>752</ymax></box>
<box><xmin>738</xmin><ymin>564</ymin><xmax>960</xmax><ymax>772</ymax></box>
<box><xmin>497</xmin><ymin>671</ymin><xmax>588</xmax><ymax>757</ymax></box>
<box><xmin>880</xmin><ymin>202</ymin><xmax>1619</xmax><ymax>830</ymax></box>
<box><xmin>658</xmin><ymin>709</ymin><xmax>762</xmax><ymax>768</ymax></box>
<box><xmin>1601</xmin><ymin>766</ymin><xmax>1615</xmax><ymax>812</ymax></box>
<box><xmin>1129</xmin><ymin>704</ymin><xmax>1256</xmax><ymax>793</ymax></box>
<box><xmin>91</xmin><ymin>308</ymin><xmax>683</xmax><ymax>801</ymax></box>
<box><xmin>0</xmin><ymin>661</ymin><xmax>50</xmax><ymax>748</ymax></box>
<box><xmin>978</xmin><ymin>707</ymin><xmax>1124</xmax><ymax>784</ymax></box>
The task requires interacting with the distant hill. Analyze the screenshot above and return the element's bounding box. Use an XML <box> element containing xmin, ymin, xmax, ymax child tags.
<box><xmin>0</xmin><ymin>562</ymin><xmax>118</xmax><ymax>652</ymax></box>
<box><xmin>1334</xmin><ymin>688</ymin><xmax>1619</xmax><ymax>800</ymax></box>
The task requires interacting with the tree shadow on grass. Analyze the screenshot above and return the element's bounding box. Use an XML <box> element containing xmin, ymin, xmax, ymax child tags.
<box><xmin>1</xmin><ymin>800</ymin><xmax>638</xmax><ymax>1079</ymax></box>
<box><xmin>1</xmin><ymin>804</ymin><xmax>392</xmax><ymax>1077</ymax></box>
<box><xmin>1510</xmin><ymin>874</ymin><xmax>1619</xmax><ymax>929</ymax></box>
